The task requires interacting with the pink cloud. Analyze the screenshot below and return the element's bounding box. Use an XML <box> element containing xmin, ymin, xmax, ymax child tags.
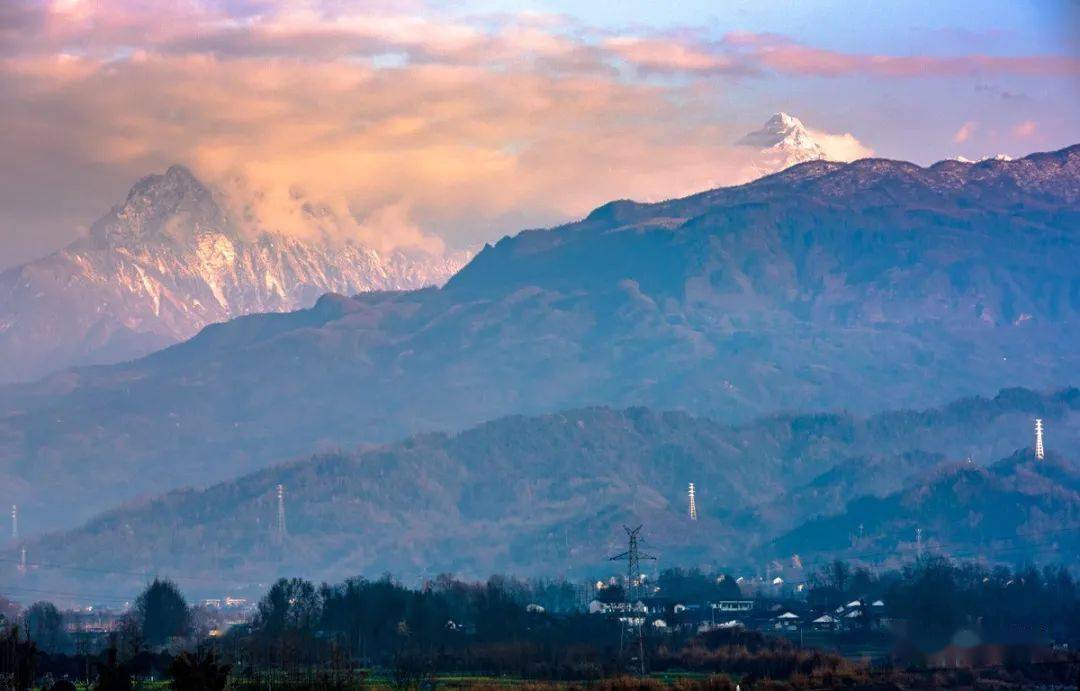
<box><xmin>0</xmin><ymin>49</ymin><xmax>769</xmax><ymax>255</ymax></box>
<box><xmin>603</xmin><ymin>36</ymin><xmax>744</xmax><ymax>74</ymax></box>
<box><xmin>1012</xmin><ymin>120</ymin><xmax>1038</xmax><ymax>138</ymax></box>
<box><xmin>953</xmin><ymin>121</ymin><xmax>977</xmax><ymax>144</ymax></box>
<box><xmin>1</xmin><ymin>1</ymin><xmax>1074</xmax><ymax>261</ymax></box>
<box><xmin>720</xmin><ymin>32</ymin><xmax>1080</xmax><ymax>78</ymax></box>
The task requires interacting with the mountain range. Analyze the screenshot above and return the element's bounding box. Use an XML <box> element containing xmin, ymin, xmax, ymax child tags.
<box><xmin>0</xmin><ymin>165</ymin><xmax>468</xmax><ymax>383</ymax></box>
<box><xmin>4</xmin><ymin>387</ymin><xmax>1076</xmax><ymax>598</ymax></box>
<box><xmin>0</xmin><ymin>144</ymin><xmax>1077</xmax><ymax>537</ymax></box>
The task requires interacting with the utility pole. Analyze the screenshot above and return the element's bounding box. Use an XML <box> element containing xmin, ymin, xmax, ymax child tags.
<box><xmin>608</xmin><ymin>525</ymin><xmax>657</xmax><ymax>676</ymax></box>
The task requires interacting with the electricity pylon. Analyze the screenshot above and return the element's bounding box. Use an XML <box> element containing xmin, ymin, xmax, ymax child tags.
<box><xmin>608</xmin><ymin>525</ymin><xmax>657</xmax><ymax>676</ymax></box>
<box><xmin>1035</xmin><ymin>418</ymin><xmax>1045</xmax><ymax>460</ymax></box>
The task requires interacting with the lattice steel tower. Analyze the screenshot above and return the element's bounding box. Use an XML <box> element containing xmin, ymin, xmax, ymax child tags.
<box><xmin>275</xmin><ymin>484</ymin><xmax>287</xmax><ymax>544</ymax></box>
<box><xmin>1034</xmin><ymin>418</ymin><xmax>1045</xmax><ymax>460</ymax></box>
<box><xmin>608</xmin><ymin>525</ymin><xmax>657</xmax><ymax>676</ymax></box>
<box><xmin>10</xmin><ymin>505</ymin><xmax>16</xmax><ymax>541</ymax></box>
<box><xmin>688</xmin><ymin>483</ymin><xmax>697</xmax><ymax>521</ymax></box>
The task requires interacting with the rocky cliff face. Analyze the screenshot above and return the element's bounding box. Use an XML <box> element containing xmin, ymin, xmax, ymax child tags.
<box><xmin>0</xmin><ymin>166</ymin><xmax>467</xmax><ymax>382</ymax></box>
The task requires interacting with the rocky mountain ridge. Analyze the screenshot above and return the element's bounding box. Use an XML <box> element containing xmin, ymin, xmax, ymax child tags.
<box><xmin>0</xmin><ymin>165</ymin><xmax>468</xmax><ymax>383</ymax></box>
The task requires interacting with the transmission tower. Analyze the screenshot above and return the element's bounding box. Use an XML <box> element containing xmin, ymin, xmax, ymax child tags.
<box><xmin>10</xmin><ymin>504</ymin><xmax>16</xmax><ymax>541</ymax></box>
<box><xmin>688</xmin><ymin>483</ymin><xmax>697</xmax><ymax>521</ymax></box>
<box><xmin>915</xmin><ymin>527</ymin><xmax>923</xmax><ymax>559</ymax></box>
<box><xmin>275</xmin><ymin>484</ymin><xmax>287</xmax><ymax>544</ymax></box>
<box><xmin>608</xmin><ymin>525</ymin><xmax>657</xmax><ymax>676</ymax></box>
<box><xmin>1034</xmin><ymin>418</ymin><xmax>1045</xmax><ymax>460</ymax></box>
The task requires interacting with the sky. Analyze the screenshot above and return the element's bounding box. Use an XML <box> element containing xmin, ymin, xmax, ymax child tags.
<box><xmin>0</xmin><ymin>0</ymin><xmax>1077</xmax><ymax>267</ymax></box>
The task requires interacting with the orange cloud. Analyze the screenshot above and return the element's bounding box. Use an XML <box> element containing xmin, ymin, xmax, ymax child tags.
<box><xmin>0</xmin><ymin>1</ymin><xmax>1072</xmax><ymax>263</ymax></box>
<box><xmin>603</xmin><ymin>36</ymin><xmax>744</xmax><ymax>74</ymax></box>
<box><xmin>0</xmin><ymin>48</ymin><xmax>769</xmax><ymax>254</ymax></box>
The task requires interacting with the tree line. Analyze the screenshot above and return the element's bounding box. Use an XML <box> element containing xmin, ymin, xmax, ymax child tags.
<box><xmin>3</xmin><ymin>559</ymin><xmax>1080</xmax><ymax>689</ymax></box>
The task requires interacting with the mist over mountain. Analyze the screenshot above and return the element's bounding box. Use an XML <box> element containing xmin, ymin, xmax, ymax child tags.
<box><xmin>4</xmin><ymin>387</ymin><xmax>1076</xmax><ymax>598</ymax></box>
<box><xmin>0</xmin><ymin>145</ymin><xmax>1077</xmax><ymax>536</ymax></box>
<box><xmin>0</xmin><ymin>165</ymin><xmax>468</xmax><ymax>383</ymax></box>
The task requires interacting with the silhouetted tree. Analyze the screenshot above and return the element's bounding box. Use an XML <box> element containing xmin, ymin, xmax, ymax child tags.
<box><xmin>94</xmin><ymin>645</ymin><xmax>132</xmax><ymax>691</ymax></box>
<box><xmin>658</xmin><ymin>568</ymin><xmax>741</xmax><ymax>603</ymax></box>
<box><xmin>0</xmin><ymin>625</ymin><xmax>38</xmax><ymax>691</ymax></box>
<box><xmin>22</xmin><ymin>601</ymin><xmax>67</xmax><ymax>653</ymax></box>
<box><xmin>887</xmin><ymin>556</ymin><xmax>965</xmax><ymax>651</ymax></box>
<box><xmin>254</xmin><ymin>578</ymin><xmax>321</xmax><ymax>640</ymax></box>
<box><xmin>168</xmin><ymin>648</ymin><xmax>230</xmax><ymax>691</ymax></box>
<box><xmin>134</xmin><ymin>579</ymin><xmax>190</xmax><ymax>648</ymax></box>
<box><xmin>824</xmin><ymin>560</ymin><xmax>850</xmax><ymax>594</ymax></box>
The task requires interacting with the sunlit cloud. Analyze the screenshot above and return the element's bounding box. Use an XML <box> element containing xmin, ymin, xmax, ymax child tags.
<box><xmin>722</xmin><ymin>32</ymin><xmax>1080</xmax><ymax>78</ymax></box>
<box><xmin>953</xmin><ymin>121</ymin><xmax>977</xmax><ymax>144</ymax></box>
<box><xmin>0</xmin><ymin>0</ymin><xmax>1076</xmax><ymax>264</ymax></box>
<box><xmin>809</xmin><ymin>128</ymin><xmax>875</xmax><ymax>161</ymax></box>
<box><xmin>1012</xmin><ymin>120</ymin><xmax>1038</xmax><ymax>138</ymax></box>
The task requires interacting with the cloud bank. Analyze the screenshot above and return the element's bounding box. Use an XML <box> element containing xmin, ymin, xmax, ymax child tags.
<box><xmin>0</xmin><ymin>1</ymin><xmax>1075</xmax><ymax>265</ymax></box>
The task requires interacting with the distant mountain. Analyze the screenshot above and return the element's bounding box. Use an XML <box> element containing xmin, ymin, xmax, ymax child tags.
<box><xmin>0</xmin><ymin>165</ymin><xmax>468</xmax><ymax>383</ymax></box>
<box><xmin>766</xmin><ymin>449</ymin><xmax>1080</xmax><ymax>568</ymax></box>
<box><xmin>3</xmin><ymin>388</ymin><xmax>1077</xmax><ymax>598</ymax></box>
<box><xmin>738</xmin><ymin>113</ymin><xmax>828</xmax><ymax>172</ymax></box>
<box><xmin>0</xmin><ymin>145</ymin><xmax>1078</xmax><ymax>535</ymax></box>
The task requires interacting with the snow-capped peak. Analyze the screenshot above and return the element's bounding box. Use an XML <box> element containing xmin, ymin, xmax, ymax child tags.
<box><xmin>89</xmin><ymin>163</ymin><xmax>228</xmax><ymax>248</ymax></box>
<box><xmin>0</xmin><ymin>165</ymin><xmax>470</xmax><ymax>383</ymax></box>
<box><xmin>953</xmin><ymin>153</ymin><xmax>1014</xmax><ymax>164</ymax></box>
<box><xmin>738</xmin><ymin>112</ymin><xmax>828</xmax><ymax>173</ymax></box>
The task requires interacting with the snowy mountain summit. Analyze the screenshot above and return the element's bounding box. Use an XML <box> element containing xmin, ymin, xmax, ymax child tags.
<box><xmin>738</xmin><ymin>112</ymin><xmax>828</xmax><ymax>171</ymax></box>
<box><xmin>0</xmin><ymin>166</ymin><xmax>469</xmax><ymax>383</ymax></box>
<box><xmin>953</xmin><ymin>154</ymin><xmax>1014</xmax><ymax>163</ymax></box>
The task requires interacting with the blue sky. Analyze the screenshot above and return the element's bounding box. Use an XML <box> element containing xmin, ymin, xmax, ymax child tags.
<box><xmin>455</xmin><ymin>0</ymin><xmax>1077</xmax><ymax>56</ymax></box>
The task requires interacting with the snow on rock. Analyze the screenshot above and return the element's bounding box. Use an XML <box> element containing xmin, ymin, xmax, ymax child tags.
<box><xmin>0</xmin><ymin>167</ymin><xmax>470</xmax><ymax>383</ymax></box>
<box><xmin>738</xmin><ymin>113</ymin><xmax>828</xmax><ymax>173</ymax></box>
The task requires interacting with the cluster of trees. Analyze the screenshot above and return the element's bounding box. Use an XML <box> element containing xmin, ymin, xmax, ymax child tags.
<box><xmin>2</xmin><ymin>579</ymin><xmax>197</xmax><ymax>658</ymax></box>
<box><xmin>236</xmin><ymin>573</ymin><xmax>620</xmax><ymax>677</ymax></box>
<box><xmin>808</xmin><ymin>557</ymin><xmax>1080</xmax><ymax>650</ymax></box>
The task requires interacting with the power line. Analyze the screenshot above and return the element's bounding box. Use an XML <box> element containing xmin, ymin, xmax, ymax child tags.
<box><xmin>0</xmin><ymin>555</ymin><xmax>223</xmax><ymax>584</ymax></box>
<box><xmin>0</xmin><ymin>584</ymin><xmax>135</xmax><ymax>605</ymax></box>
<box><xmin>791</xmin><ymin>524</ymin><xmax>1080</xmax><ymax>572</ymax></box>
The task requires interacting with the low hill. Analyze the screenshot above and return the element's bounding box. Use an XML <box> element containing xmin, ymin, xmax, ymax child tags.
<box><xmin>4</xmin><ymin>388</ymin><xmax>1077</xmax><ymax>600</ymax></box>
<box><xmin>766</xmin><ymin>450</ymin><xmax>1080</xmax><ymax>569</ymax></box>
